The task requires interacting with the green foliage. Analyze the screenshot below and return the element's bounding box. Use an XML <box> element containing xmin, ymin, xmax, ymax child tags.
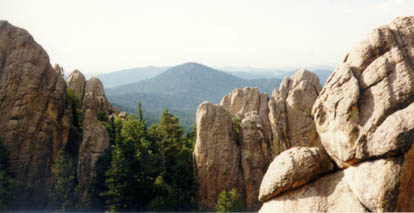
<box><xmin>101</xmin><ymin>115</ymin><xmax>159</xmax><ymax>211</ymax></box>
<box><xmin>92</xmin><ymin>107</ymin><xmax>197</xmax><ymax>211</ymax></box>
<box><xmin>90</xmin><ymin>145</ymin><xmax>113</xmax><ymax>211</ymax></box>
<box><xmin>0</xmin><ymin>140</ymin><xmax>29</xmax><ymax>211</ymax></box>
<box><xmin>137</xmin><ymin>101</ymin><xmax>143</xmax><ymax>121</ymax></box>
<box><xmin>66</xmin><ymin>88</ymin><xmax>83</xmax><ymax>129</ymax></box>
<box><xmin>215</xmin><ymin>189</ymin><xmax>245</xmax><ymax>212</ymax></box>
<box><xmin>146</xmin><ymin>108</ymin><xmax>197</xmax><ymax>211</ymax></box>
<box><xmin>233</xmin><ymin>117</ymin><xmax>242</xmax><ymax>145</ymax></box>
<box><xmin>49</xmin><ymin>149</ymin><xmax>80</xmax><ymax>211</ymax></box>
<box><xmin>97</xmin><ymin>111</ymin><xmax>108</xmax><ymax>122</ymax></box>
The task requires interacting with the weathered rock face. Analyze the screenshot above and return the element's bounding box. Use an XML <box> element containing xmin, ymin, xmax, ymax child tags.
<box><xmin>66</xmin><ymin>69</ymin><xmax>86</xmax><ymax>100</ymax></box>
<box><xmin>77</xmin><ymin>109</ymin><xmax>110</xmax><ymax>200</ymax></box>
<box><xmin>195</xmin><ymin>77</ymin><xmax>323</xmax><ymax>210</ymax></box>
<box><xmin>240</xmin><ymin>111</ymin><xmax>274</xmax><ymax>209</ymax></box>
<box><xmin>194</xmin><ymin>102</ymin><xmax>244</xmax><ymax>209</ymax></box>
<box><xmin>66</xmin><ymin>70</ymin><xmax>116</xmax><ymax>202</ymax></box>
<box><xmin>344</xmin><ymin>143</ymin><xmax>414</xmax><ymax>212</ymax></box>
<box><xmin>312</xmin><ymin>16</ymin><xmax>414</xmax><ymax>167</ymax></box>
<box><xmin>220</xmin><ymin>87</ymin><xmax>272</xmax><ymax>149</ymax></box>
<box><xmin>82</xmin><ymin>77</ymin><xmax>118</xmax><ymax>115</ymax></box>
<box><xmin>0</xmin><ymin>21</ymin><xmax>68</xmax><ymax>208</ymax></box>
<box><xmin>268</xmin><ymin>69</ymin><xmax>323</xmax><ymax>155</ymax></box>
<box><xmin>260</xmin><ymin>16</ymin><xmax>414</xmax><ymax>212</ymax></box>
<box><xmin>259</xmin><ymin>170</ymin><xmax>367</xmax><ymax>212</ymax></box>
<box><xmin>258</xmin><ymin>147</ymin><xmax>334</xmax><ymax>202</ymax></box>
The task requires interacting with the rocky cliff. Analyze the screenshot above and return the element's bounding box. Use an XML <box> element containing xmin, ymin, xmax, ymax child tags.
<box><xmin>0</xmin><ymin>20</ymin><xmax>118</xmax><ymax>209</ymax></box>
<box><xmin>259</xmin><ymin>16</ymin><xmax>414</xmax><ymax>212</ymax></box>
<box><xmin>194</xmin><ymin>72</ymin><xmax>322</xmax><ymax>210</ymax></box>
<box><xmin>0</xmin><ymin>20</ymin><xmax>70</xmax><ymax>208</ymax></box>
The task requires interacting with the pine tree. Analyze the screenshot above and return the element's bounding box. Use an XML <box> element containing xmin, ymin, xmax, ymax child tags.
<box><xmin>137</xmin><ymin>101</ymin><xmax>143</xmax><ymax>121</ymax></box>
<box><xmin>101</xmin><ymin>115</ymin><xmax>158</xmax><ymax>211</ymax></box>
<box><xmin>49</xmin><ymin>149</ymin><xmax>79</xmax><ymax>211</ymax></box>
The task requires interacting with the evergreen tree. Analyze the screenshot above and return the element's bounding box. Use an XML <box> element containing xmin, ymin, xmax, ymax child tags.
<box><xmin>215</xmin><ymin>189</ymin><xmax>245</xmax><ymax>212</ymax></box>
<box><xmin>49</xmin><ymin>149</ymin><xmax>79</xmax><ymax>211</ymax></box>
<box><xmin>101</xmin><ymin>115</ymin><xmax>158</xmax><ymax>211</ymax></box>
<box><xmin>0</xmin><ymin>140</ymin><xmax>29</xmax><ymax>211</ymax></box>
<box><xmin>147</xmin><ymin>108</ymin><xmax>197</xmax><ymax>211</ymax></box>
<box><xmin>137</xmin><ymin>101</ymin><xmax>143</xmax><ymax>121</ymax></box>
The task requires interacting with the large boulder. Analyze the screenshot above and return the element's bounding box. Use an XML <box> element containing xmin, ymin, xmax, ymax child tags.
<box><xmin>344</xmin><ymin>144</ymin><xmax>414</xmax><ymax>212</ymax></box>
<box><xmin>268</xmin><ymin>69</ymin><xmax>322</xmax><ymax>155</ymax></box>
<box><xmin>0</xmin><ymin>21</ymin><xmax>68</xmax><ymax>208</ymax></box>
<box><xmin>258</xmin><ymin>147</ymin><xmax>334</xmax><ymax>202</ymax></box>
<box><xmin>193</xmin><ymin>102</ymin><xmax>244</xmax><ymax>209</ymax></box>
<box><xmin>312</xmin><ymin>16</ymin><xmax>414</xmax><ymax>167</ymax></box>
<box><xmin>259</xmin><ymin>170</ymin><xmax>367</xmax><ymax>212</ymax></box>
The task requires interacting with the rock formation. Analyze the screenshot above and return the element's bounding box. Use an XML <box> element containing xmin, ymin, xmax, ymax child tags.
<box><xmin>66</xmin><ymin>72</ymin><xmax>118</xmax><ymax>116</ymax></box>
<box><xmin>82</xmin><ymin>77</ymin><xmax>118</xmax><ymax>115</ymax></box>
<box><xmin>260</xmin><ymin>16</ymin><xmax>414</xmax><ymax>212</ymax></box>
<box><xmin>0</xmin><ymin>20</ymin><xmax>118</xmax><ymax>209</ymax></box>
<box><xmin>0</xmin><ymin>21</ymin><xmax>69</xmax><ymax>208</ymax></box>
<box><xmin>258</xmin><ymin>147</ymin><xmax>334</xmax><ymax>202</ymax></box>
<box><xmin>66</xmin><ymin>70</ymin><xmax>117</xmax><ymax>201</ymax></box>
<box><xmin>66</xmin><ymin>69</ymin><xmax>86</xmax><ymax>100</ymax></box>
<box><xmin>194</xmin><ymin>82</ymin><xmax>322</xmax><ymax>210</ymax></box>
<box><xmin>313</xmin><ymin>16</ymin><xmax>414</xmax><ymax>168</ymax></box>
<box><xmin>268</xmin><ymin>69</ymin><xmax>323</xmax><ymax>155</ymax></box>
<box><xmin>194</xmin><ymin>102</ymin><xmax>244</xmax><ymax>209</ymax></box>
<box><xmin>77</xmin><ymin>109</ymin><xmax>110</xmax><ymax>200</ymax></box>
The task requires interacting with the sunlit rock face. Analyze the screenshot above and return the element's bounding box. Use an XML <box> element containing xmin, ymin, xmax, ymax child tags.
<box><xmin>268</xmin><ymin>68</ymin><xmax>323</xmax><ymax>155</ymax></box>
<box><xmin>260</xmin><ymin>16</ymin><xmax>414</xmax><ymax>212</ymax></box>
<box><xmin>312</xmin><ymin>16</ymin><xmax>414</xmax><ymax>168</ymax></box>
<box><xmin>194</xmin><ymin>76</ymin><xmax>323</xmax><ymax>211</ymax></box>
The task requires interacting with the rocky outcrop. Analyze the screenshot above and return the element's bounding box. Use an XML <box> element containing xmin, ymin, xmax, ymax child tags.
<box><xmin>239</xmin><ymin>111</ymin><xmax>274</xmax><ymax>209</ymax></box>
<box><xmin>66</xmin><ymin>69</ymin><xmax>86</xmax><ymax>100</ymax></box>
<box><xmin>82</xmin><ymin>77</ymin><xmax>118</xmax><ymax>115</ymax></box>
<box><xmin>66</xmin><ymin>70</ymin><xmax>116</xmax><ymax>202</ymax></box>
<box><xmin>268</xmin><ymin>69</ymin><xmax>323</xmax><ymax>155</ymax></box>
<box><xmin>195</xmin><ymin>76</ymin><xmax>323</xmax><ymax>210</ymax></box>
<box><xmin>312</xmin><ymin>16</ymin><xmax>414</xmax><ymax>168</ymax></box>
<box><xmin>260</xmin><ymin>16</ymin><xmax>414</xmax><ymax>212</ymax></box>
<box><xmin>258</xmin><ymin>147</ymin><xmax>334</xmax><ymax>202</ymax></box>
<box><xmin>259</xmin><ymin>170</ymin><xmax>367</xmax><ymax>212</ymax></box>
<box><xmin>66</xmin><ymin>71</ymin><xmax>118</xmax><ymax>116</ymax></box>
<box><xmin>194</xmin><ymin>102</ymin><xmax>244</xmax><ymax>209</ymax></box>
<box><xmin>77</xmin><ymin>109</ymin><xmax>110</xmax><ymax>200</ymax></box>
<box><xmin>0</xmin><ymin>21</ymin><xmax>69</xmax><ymax>208</ymax></box>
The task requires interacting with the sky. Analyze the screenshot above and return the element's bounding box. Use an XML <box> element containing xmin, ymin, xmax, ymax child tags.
<box><xmin>0</xmin><ymin>0</ymin><xmax>413</xmax><ymax>74</ymax></box>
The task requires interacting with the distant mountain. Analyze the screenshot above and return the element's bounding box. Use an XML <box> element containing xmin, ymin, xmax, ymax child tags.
<box><xmin>93</xmin><ymin>66</ymin><xmax>168</xmax><ymax>88</ymax></box>
<box><xmin>106</xmin><ymin>62</ymin><xmax>282</xmax><ymax>131</ymax></box>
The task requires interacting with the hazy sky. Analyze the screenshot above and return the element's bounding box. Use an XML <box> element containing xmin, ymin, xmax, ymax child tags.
<box><xmin>0</xmin><ymin>0</ymin><xmax>413</xmax><ymax>74</ymax></box>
